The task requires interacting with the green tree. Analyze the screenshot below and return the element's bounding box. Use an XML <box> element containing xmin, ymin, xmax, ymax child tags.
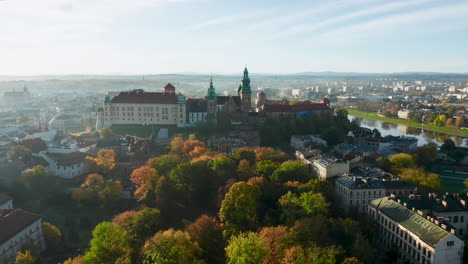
<box><xmin>211</xmin><ymin>156</ymin><xmax>237</xmax><ymax>179</ymax></box>
<box><xmin>259</xmin><ymin>226</ymin><xmax>296</xmax><ymax>264</ymax></box>
<box><xmin>225</xmin><ymin>232</ymin><xmax>270</xmax><ymax>264</ymax></box>
<box><xmin>219</xmin><ymin>182</ymin><xmax>261</xmax><ymax>236</ymax></box>
<box><xmin>271</xmin><ymin>161</ymin><xmax>312</xmax><ymax>184</ymax></box>
<box><xmin>433</xmin><ymin>114</ymin><xmax>447</xmax><ymax>127</ymax></box>
<box><xmin>20</xmin><ymin>165</ymin><xmax>60</xmax><ymax>198</ymax></box>
<box><xmin>232</xmin><ymin>148</ymin><xmax>256</xmax><ymax>165</ymax></box>
<box><xmin>116</xmin><ymin>208</ymin><xmax>161</xmax><ymax>246</ymax></box>
<box><xmin>147</xmin><ymin>154</ymin><xmax>181</xmax><ymax>176</ymax></box>
<box><xmin>84</xmin><ymin>222</ymin><xmax>132</xmax><ymax>264</ymax></box>
<box><xmin>279</xmin><ymin>191</ymin><xmax>329</xmax><ymax>225</ymax></box>
<box><xmin>388</xmin><ymin>153</ymin><xmax>416</xmax><ymax>170</ymax></box>
<box><xmin>142</xmin><ymin>229</ymin><xmax>203</xmax><ymax>264</ymax></box>
<box><xmin>237</xmin><ymin>159</ymin><xmax>256</xmax><ymax>181</ymax></box>
<box><xmin>99</xmin><ymin>127</ymin><xmax>114</xmax><ymax>140</ymax></box>
<box><xmin>7</xmin><ymin>145</ymin><xmax>32</xmax><ymax>161</ymax></box>
<box><xmin>399</xmin><ymin>168</ymin><xmax>440</xmax><ymax>193</ymax></box>
<box><xmin>412</xmin><ymin>143</ymin><xmax>438</xmax><ymax>168</ymax></box>
<box><xmin>42</xmin><ymin>222</ymin><xmax>63</xmax><ymax>251</ymax></box>
<box><xmin>440</xmin><ymin>139</ymin><xmax>456</xmax><ymax>153</ymax></box>
<box><xmin>255</xmin><ymin>160</ymin><xmax>279</xmax><ymax>178</ymax></box>
<box><xmin>282</xmin><ymin>245</ymin><xmax>342</xmax><ymax>264</ymax></box>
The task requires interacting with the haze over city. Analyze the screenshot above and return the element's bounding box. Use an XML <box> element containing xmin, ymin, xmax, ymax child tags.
<box><xmin>1</xmin><ymin>0</ymin><xmax>468</xmax><ymax>75</ymax></box>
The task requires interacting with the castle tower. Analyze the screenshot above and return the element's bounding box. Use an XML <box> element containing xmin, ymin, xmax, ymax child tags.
<box><xmin>206</xmin><ymin>77</ymin><xmax>217</xmax><ymax>116</ymax></box>
<box><xmin>240</xmin><ymin>67</ymin><xmax>252</xmax><ymax>112</ymax></box>
<box><xmin>256</xmin><ymin>91</ymin><xmax>266</xmax><ymax>109</ymax></box>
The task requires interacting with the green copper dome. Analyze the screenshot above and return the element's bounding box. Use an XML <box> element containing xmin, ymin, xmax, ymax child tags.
<box><xmin>206</xmin><ymin>76</ymin><xmax>217</xmax><ymax>100</ymax></box>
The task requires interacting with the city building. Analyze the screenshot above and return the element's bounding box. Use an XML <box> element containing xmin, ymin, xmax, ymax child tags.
<box><xmin>312</xmin><ymin>156</ymin><xmax>349</xmax><ymax>179</ymax></box>
<box><xmin>290</xmin><ymin>134</ymin><xmax>327</xmax><ymax>149</ymax></box>
<box><xmin>187</xmin><ymin>98</ymin><xmax>207</xmax><ymax>125</ymax></box>
<box><xmin>0</xmin><ymin>209</ymin><xmax>45</xmax><ymax>264</ymax></box>
<box><xmin>335</xmin><ymin>174</ymin><xmax>417</xmax><ymax>213</ymax></box>
<box><xmin>48</xmin><ymin>113</ymin><xmax>83</xmax><ymax>131</ymax></box>
<box><xmin>100</xmin><ymin>84</ymin><xmax>187</xmax><ymax>128</ymax></box>
<box><xmin>41</xmin><ymin>152</ymin><xmax>87</xmax><ymax>179</ymax></box>
<box><xmin>206</xmin><ymin>136</ymin><xmax>247</xmax><ymax>154</ymax></box>
<box><xmin>368</xmin><ymin>197</ymin><xmax>464</xmax><ymax>264</ymax></box>
<box><xmin>397</xmin><ymin>193</ymin><xmax>468</xmax><ymax>237</ymax></box>
<box><xmin>0</xmin><ymin>194</ymin><xmax>13</xmax><ymax>209</ymax></box>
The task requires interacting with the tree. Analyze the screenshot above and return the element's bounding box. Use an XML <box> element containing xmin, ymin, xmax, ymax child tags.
<box><xmin>279</xmin><ymin>191</ymin><xmax>329</xmax><ymax>225</ymax></box>
<box><xmin>455</xmin><ymin>116</ymin><xmax>465</xmax><ymax>128</ymax></box>
<box><xmin>412</xmin><ymin>143</ymin><xmax>438</xmax><ymax>168</ymax></box>
<box><xmin>211</xmin><ymin>156</ymin><xmax>237</xmax><ymax>179</ymax></box>
<box><xmin>7</xmin><ymin>145</ymin><xmax>32</xmax><ymax>161</ymax></box>
<box><xmin>271</xmin><ymin>161</ymin><xmax>312</xmax><ymax>184</ymax></box>
<box><xmin>183</xmin><ymin>140</ymin><xmax>207</xmax><ymax>158</ymax></box>
<box><xmin>232</xmin><ymin>148</ymin><xmax>256</xmax><ymax>165</ymax></box>
<box><xmin>85</xmin><ymin>149</ymin><xmax>116</xmax><ymax>175</ymax></box>
<box><xmin>446</xmin><ymin>118</ymin><xmax>455</xmax><ymax>127</ymax></box>
<box><xmin>398</xmin><ymin>168</ymin><xmax>440</xmax><ymax>193</ymax></box>
<box><xmin>225</xmin><ymin>232</ymin><xmax>269</xmax><ymax>264</ymax></box>
<box><xmin>255</xmin><ymin>160</ymin><xmax>279</xmax><ymax>178</ymax></box>
<box><xmin>254</xmin><ymin>147</ymin><xmax>277</xmax><ymax>161</ymax></box>
<box><xmin>237</xmin><ymin>159</ymin><xmax>256</xmax><ymax>181</ymax></box>
<box><xmin>341</xmin><ymin>257</ymin><xmax>364</xmax><ymax>264</ymax></box>
<box><xmin>170</xmin><ymin>136</ymin><xmax>185</xmax><ymax>157</ymax></box>
<box><xmin>99</xmin><ymin>127</ymin><xmax>114</xmax><ymax>141</ymax></box>
<box><xmin>62</xmin><ymin>256</ymin><xmax>85</xmax><ymax>264</ymax></box>
<box><xmin>185</xmin><ymin>215</ymin><xmax>226</xmax><ymax>264</ymax></box>
<box><xmin>84</xmin><ymin>222</ymin><xmax>132</xmax><ymax>264</ymax></box>
<box><xmin>462</xmin><ymin>178</ymin><xmax>468</xmax><ymax>193</ymax></box>
<box><xmin>388</xmin><ymin>153</ymin><xmax>415</xmax><ymax>170</ymax></box>
<box><xmin>115</xmin><ymin>208</ymin><xmax>161</xmax><ymax>246</ymax></box>
<box><xmin>259</xmin><ymin>226</ymin><xmax>295</xmax><ymax>264</ymax></box>
<box><xmin>142</xmin><ymin>229</ymin><xmax>203</xmax><ymax>264</ymax></box>
<box><xmin>14</xmin><ymin>250</ymin><xmax>37</xmax><ymax>264</ymax></box>
<box><xmin>43</xmin><ymin>222</ymin><xmax>63</xmax><ymax>251</ymax></box>
<box><xmin>440</xmin><ymin>139</ymin><xmax>456</xmax><ymax>153</ymax></box>
<box><xmin>98</xmin><ymin>180</ymin><xmax>124</xmax><ymax>205</ymax></box>
<box><xmin>219</xmin><ymin>182</ymin><xmax>261</xmax><ymax>236</ymax></box>
<box><xmin>20</xmin><ymin>165</ymin><xmax>60</xmax><ymax>198</ymax></box>
<box><xmin>130</xmin><ymin>166</ymin><xmax>159</xmax><ymax>202</ymax></box>
<box><xmin>433</xmin><ymin>114</ymin><xmax>447</xmax><ymax>127</ymax></box>
<box><xmin>335</xmin><ymin>108</ymin><xmax>349</xmax><ymax>121</ymax></box>
<box><xmin>282</xmin><ymin>245</ymin><xmax>342</xmax><ymax>264</ymax></box>
<box><xmin>147</xmin><ymin>154</ymin><xmax>181</xmax><ymax>176</ymax></box>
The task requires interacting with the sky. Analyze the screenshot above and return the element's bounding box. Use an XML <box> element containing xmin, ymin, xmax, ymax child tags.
<box><xmin>1</xmin><ymin>0</ymin><xmax>468</xmax><ymax>75</ymax></box>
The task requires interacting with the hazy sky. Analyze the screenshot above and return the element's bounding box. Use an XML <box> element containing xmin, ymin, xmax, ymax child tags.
<box><xmin>1</xmin><ymin>0</ymin><xmax>468</xmax><ymax>75</ymax></box>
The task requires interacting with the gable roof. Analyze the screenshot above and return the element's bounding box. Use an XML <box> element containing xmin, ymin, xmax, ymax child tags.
<box><xmin>187</xmin><ymin>98</ymin><xmax>207</xmax><ymax>112</ymax></box>
<box><xmin>370</xmin><ymin>197</ymin><xmax>452</xmax><ymax>246</ymax></box>
<box><xmin>16</xmin><ymin>138</ymin><xmax>47</xmax><ymax>153</ymax></box>
<box><xmin>111</xmin><ymin>90</ymin><xmax>178</xmax><ymax>104</ymax></box>
<box><xmin>217</xmin><ymin>96</ymin><xmax>241</xmax><ymax>106</ymax></box>
<box><xmin>0</xmin><ymin>209</ymin><xmax>41</xmax><ymax>245</ymax></box>
<box><xmin>45</xmin><ymin>152</ymin><xmax>87</xmax><ymax>166</ymax></box>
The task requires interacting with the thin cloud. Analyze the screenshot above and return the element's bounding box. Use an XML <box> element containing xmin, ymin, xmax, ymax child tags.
<box><xmin>272</xmin><ymin>0</ymin><xmax>438</xmax><ymax>39</ymax></box>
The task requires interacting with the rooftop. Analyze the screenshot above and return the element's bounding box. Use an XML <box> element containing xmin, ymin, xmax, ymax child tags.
<box><xmin>370</xmin><ymin>197</ymin><xmax>452</xmax><ymax>247</ymax></box>
<box><xmin>398</xmin><ymin>193</ymin><xmax>468</xmax><ymax>213</ymax></box>
<box><xmin>16</xmin><ymin>138</ymin><xmax>47</xmax><ymax>153</ymax></box>
<box><xmin>45</xmin><ymin>151</ymin><xmax>87</xmax><ymax>166</ymax></box>
<box><xmin>314</xmin><ymin>156</ymin><xmax>348</xmax><ymax>166</ymax></box>
<box><xmin>0</xmin><ymin>209</ymin><xmax>41</xmax><ymax>245</ymax></box>
<box><xmin>111</xmin><ymin>89</ymin><xmax>179</xmax><ymax>104</ymax></box>
<box><xmin>336</xmin><ymin>174</ymin><xmax>416</xmax><ymax>190</ymax></box>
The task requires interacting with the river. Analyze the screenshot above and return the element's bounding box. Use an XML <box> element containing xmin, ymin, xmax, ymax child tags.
<box><xmin>349</xmin><ymin>116</ymin><xmax>468</xmax><ymax>148</ymax></box>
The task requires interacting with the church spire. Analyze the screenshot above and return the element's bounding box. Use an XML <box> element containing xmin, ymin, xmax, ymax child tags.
<box><xmin>206</xmin><ymin>76</ymin><xmax>217</xmax><ymax>100</ymax></box>
<box><xmin>241</xmin><ymin>67</ymin><xmax>251</xmax><ymax>93</ymax></box>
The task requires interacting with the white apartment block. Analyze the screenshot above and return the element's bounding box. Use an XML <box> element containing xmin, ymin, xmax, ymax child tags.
<box><xmin>100</xmin><ymin>84</ymin><xmax>187</xmax><ymax>128</ymax></box>
<box><xmin>41</xmin><ymin>152</ymin><xmax>87</xmax><ymax>179</ymax></box>
<box><xmin>369</xmin><ymin>197</ymin><xmax>464</xmax><ymax>264</ymax></box>
<box><xmin>0</xmin><ymin>209</ymin><xmax>45</xmax><ymax>264</ymax></box>
<box><xmin>312</xmin><ymin>156</ymin><xmax>349</xmax><ymax>179</ymax></box>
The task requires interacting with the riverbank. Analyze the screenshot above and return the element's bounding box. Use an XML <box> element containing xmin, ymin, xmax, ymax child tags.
<box><xmin>347</xmin><ymin>109</ymin><xmax>468</xmax><ymax>137</ymax></box>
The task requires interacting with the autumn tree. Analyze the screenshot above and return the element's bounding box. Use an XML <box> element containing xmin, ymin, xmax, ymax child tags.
<box><xmin>219</xmin><ymin>182</ymin><xmax>261</xmax><ymax>236</ymax></box>
<box><xmin>72</xmin><ymin>173</ymin><xmax>123</xmax><ymax>206</ymax></box>
<box><xmin>85</xmin><ymin>149</ymin><xmax>116</xmax><ymax>175</ymax></box>
<box><xmin>455</xmin><ymin>116</ymin><xmax>465</xmax><ymax>128</ymax></box>
<box><xmin>114</xmin><ymin>208</ymin><xmax>161</xmax><ymax>247</ymax></box>
<box><xmin>42</xmin><ymin>222</ymin><xmax>63</xmax><ymax>251</ymax></box>
<box><xmin>185</xmin><ymin>215</ymin><xmax>226</xmax><ymax>264</ymax></box>
<box><xmin>446</xmin><ymin>118</ymin><xmax>455</xmax><ymax>127</ymax></box>
<box><xmin>183</xmin><ymin>140</ymin><xmax>207</xmax><ymax>158</ymax></box>
<box><xmin>237</xmin><ymin>159</ymin><xmax>256</xmax><ymax>181</ymax></box>
<box><xmin>62</xmin><ymin>256</ymin><xmax>85</xmax><ymax>264</ymax></box>
<box><xmin>84</xmin><ymin>222</ymin><xmax>132</xmax><ymax>264</ymax></box>
<box><xmin>254</xmin><ymin>147</ymin><xmax>277</xmax><ymax>161</ymax></box>
<box><xmin>20</xmin><ymin>165</ymin><xmax>60</xmax><ymax>198</ymax></box>
<box><xmin>142</xmin><ymin>229</ymin><xmax>203</xmax><ymax>264</ymax></box>
<box><xmin>225</xmin><ymin>232</ymin><xmax>269</xmax><ymax>264</ymax></box>
<box><xmin>388</xmin><ymin>153</ymin><xmax>416</xmax><ymax>170</ymax></box>
<box><xmin>130</xmin><ymin>166</ymin><xmax>158</xmax><ymax>202</ymax></box>
<box><xmin>14</xmin><ymin>250</ymin><xmax>37</xmax><ymax>264</ymax></box>
<box><xmin>282</xmin><ymin>245</ymin><xmax>342</xmax><ymax>264</ymax></box>
<box><xmin>98</xmin><ymin>180</ymin><xmax>124</xmax><ymax>205</ymax></box>
<box><xmin>7</xmin><ymin>145</ymin><xmax>32</xmax><ymax>161</ymax></box>
<box><xmin>170</xmin><ymin>136</ymin><xmax>185</xmax><ymax>157</ymax></box>
<box><xmin>341</xmin><ymin>257</ymin><xmax>364</xmax><ymax>264</ymax></box>
<box><xmin>259</xmin><ymin>226</ymin><xmax>295</xmax><ymax>264</ymax></box>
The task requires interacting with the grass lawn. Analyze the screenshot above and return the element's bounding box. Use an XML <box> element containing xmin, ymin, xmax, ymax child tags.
<box><xmin>347</xmin><ymin>109</ymin><xmax>468</xmax><ymax>137</ymax></box>
<box><xmin>441</xmin><ymin>178</ymin><xmax>465</xmax><ymax>193</ymax></box>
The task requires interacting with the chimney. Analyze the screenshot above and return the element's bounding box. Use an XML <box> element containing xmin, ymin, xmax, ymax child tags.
<box><xmin>442</xmin><ymin>200</ymin><xmax>448</xmax><ymax>209</ymax></box>
<box><xmin>436</xmin><ymin>199</ymin><xmax>441</xmax><ymax>204</ymax></box>
<box><xmin>409</xmin><ymin>194</ymin><xmax>415</xmax><ymax>200</ymax></box>
<box><xmin>460</xmin><ymin>199</ymin><xmax>466</xmax><ymax>208</ymax></box>
<box><xmin>441</xmin><ymin>224</ymin><xmax>448</xmax><ymax>230</ymax></box>
<box><xmin>451</xmin><ymin>229</ymin><xmax>456</xmax><ymax>235</ymax></box>
<box><xmin>417</xmin><ymin>210</ymin><xmax>425</xmax><ymax>217</ymax></box>
<box><xmin>403</xmin><ymin>202</ymin><xmax>408</xmax><ymax>207</ymax></box>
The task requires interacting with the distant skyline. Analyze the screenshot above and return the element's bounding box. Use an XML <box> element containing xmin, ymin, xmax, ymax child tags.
<box><xmin>1</xmin><ymin>0</ymin><xmax>468</xmax><ymax>75</ymax></box>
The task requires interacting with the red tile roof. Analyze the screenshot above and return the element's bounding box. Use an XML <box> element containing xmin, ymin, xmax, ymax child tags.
<box><xmin>111</xmin><ymin>90</ymin><xmax>178</xmax><ymax>104</ymax></box>
<box><xmin>0</xmin><ymin>209</ymin><xmax>41</xmax><ymax>245</ymax></box>
<box><xmin>17</xmin><ymin>138</ymin><xmax>47</xmax><ymax>153</ymax></box>
<box><xmin>0</xmin><ymin>194</ymin><xmax>12</xmax><ymax>205</ymax></box>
